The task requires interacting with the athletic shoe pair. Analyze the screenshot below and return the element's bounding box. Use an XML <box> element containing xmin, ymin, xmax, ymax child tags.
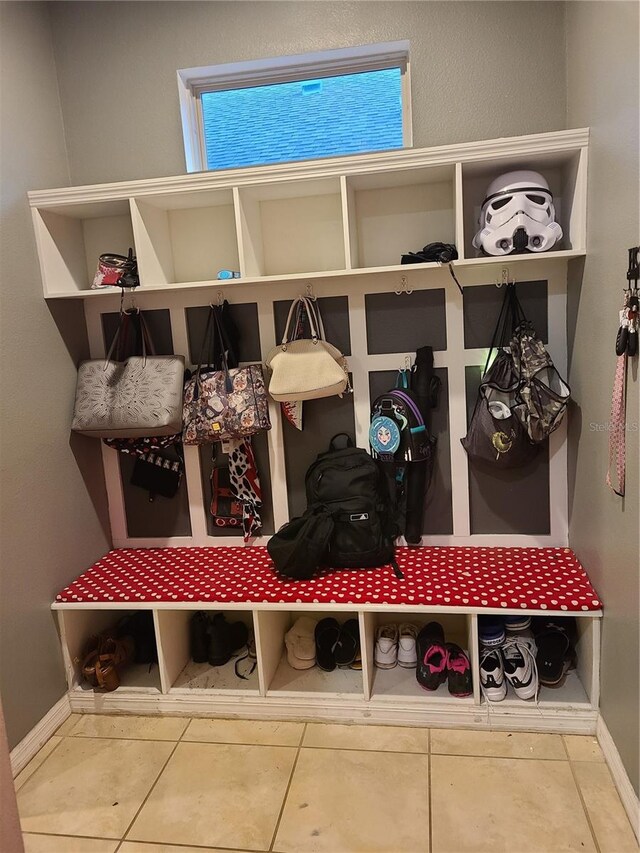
<box><xmin>374</xmin><ymin>623</ymin><xmax>417</xmax><ymax>669</ymax></box>
<box><xmin>480</xmin><ymin>635</ymin><xmax>538</xmax><ymax>702</ymax></box>
<box><xmin>416</xmin><ymin>621</ymin><xmax>472</xmax><ymax>698</ymax></box>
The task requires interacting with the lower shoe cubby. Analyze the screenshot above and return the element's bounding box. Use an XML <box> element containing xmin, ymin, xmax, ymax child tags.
<box><xmin>476</xmin><ymin>615</ymin><xmax>599</xmax><ymax>710</ymax></box>
<box><xmin>256</xmin><ymin>610</ymin><xmax>364</xmax><ymax>697</ymax></box>
<box><xmin>155</xmin><ymin>609</ymin><xmax>259</xmax><ymax>695</ymax></box>
<box><xmin>361</xmin><ymin>612</ymin><xmax>477</xmax><ymax>704</ymax></box>
<box><xmin>58</xmin><ymin>609</ymin><xmax>162</xmax><ymax>694</ymax></box>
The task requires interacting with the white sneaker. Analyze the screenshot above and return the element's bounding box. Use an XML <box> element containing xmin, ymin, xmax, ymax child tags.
<box><xmin>479</xmin><ymin>646</ymin><xmax>507</xmax><ymax>701</ymax></box>
<box><xmin>501</xmin><ymin>636</ymin><xmax>538</xmax><ymax>700</ymax></box>
<box><xmin>397</xmin><ymin>623</ymin><xmax>418</xmax><ymax>668</ymax></box>
<box><xmin>375</xmin><ymin>624</ymin><xmax>398</xmax><ymax>669</ymax></box>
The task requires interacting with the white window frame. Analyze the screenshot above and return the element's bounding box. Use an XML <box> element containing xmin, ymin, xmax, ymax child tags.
<box><xmin>177</xmin><ymin>41</ymin><xmax>412</xmax><ymax>173</ymax></box>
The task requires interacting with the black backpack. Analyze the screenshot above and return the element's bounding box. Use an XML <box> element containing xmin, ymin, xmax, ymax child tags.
<box><xmin>267</xmin><ymin>434</ymin><xmax>401</xmax><ymax>579</ymax></box>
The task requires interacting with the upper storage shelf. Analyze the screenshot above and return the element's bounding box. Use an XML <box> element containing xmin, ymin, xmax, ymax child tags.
<box><xmin>29</xmin><ymin>128</ymin><xmax>589</xmax><ymax>298</ymax></box>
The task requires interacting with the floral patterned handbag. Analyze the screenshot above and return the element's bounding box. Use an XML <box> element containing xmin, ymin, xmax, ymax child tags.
<box><xmin>182</xmin><ymin>306</ymin><xmax>271</xmax><ymax>445</ymax></box>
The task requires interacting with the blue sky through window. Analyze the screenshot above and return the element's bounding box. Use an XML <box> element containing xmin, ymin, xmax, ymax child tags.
<box><xmin>201</xmin><ymin>68</ymin><xmax>403</xmax><ymax>171</ymax></box>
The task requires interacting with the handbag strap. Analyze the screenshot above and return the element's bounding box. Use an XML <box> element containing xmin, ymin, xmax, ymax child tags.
<box><xmin>282</xmin><ymin>296</ymin><xmax>321</xmax><ymax>345</ymax></box>
<box><xmin>195</xmin><ymin>306</ymin><xmax>233</xmax><ymax>392</ymax></box>
<box><xmin>606</xmin><ymin>353</ymin><xmax>627</xmax><ymax>496</ymax></box>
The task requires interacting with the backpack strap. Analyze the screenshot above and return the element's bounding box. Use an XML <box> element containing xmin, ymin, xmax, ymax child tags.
<box><xmin>328</xmin><ymin>433</ymin><xmax>354</xmax><ymax>451</ymax></box>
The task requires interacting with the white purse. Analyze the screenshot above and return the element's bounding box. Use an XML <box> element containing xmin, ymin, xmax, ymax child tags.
<box><xmin>265</xmin><ymin>296</ymin><xmax>350</xmax><ymax>402</ymax></box>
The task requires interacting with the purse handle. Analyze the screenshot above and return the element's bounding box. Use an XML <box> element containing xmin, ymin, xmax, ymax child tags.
<box><xmin>104</xmin><ymin>310</ymin><xmax>156</xmax><ymax>366</ymax></box>
<box><xmin>281</xmin><ymin>295</ymin><xmax>327</xmax><ymax>348</ymax></box>
<box><xmin>194</xmin><ymin>306</ymin><xmax>233</xmax><ymax>394</ymax></box>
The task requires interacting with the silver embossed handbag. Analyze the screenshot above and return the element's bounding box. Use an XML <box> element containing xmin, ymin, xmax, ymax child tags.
<box><xmin>265</xmin><ymin>296</ymin><xmax>349</xmax><ymax>401</ymax></box>
<box><xmin>71</xmin><ymin>312</ymin><xmax>185</xmax><ymax>438</ymax></box>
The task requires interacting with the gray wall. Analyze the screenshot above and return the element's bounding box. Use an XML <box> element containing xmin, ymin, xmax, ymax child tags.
<box><xmin>0</xmin><ymin>3</ymin><xmax>111</xmax><ymax>749</ymax></box>
<box><xmin>566</xmin><ymin>1</ymin><xmax>640</xmax><ymax>794</ymax></box>
<box><xmin>48</xmin><ymin>1</ymin><xmax>567</xmax><ymax>184</ymax></box>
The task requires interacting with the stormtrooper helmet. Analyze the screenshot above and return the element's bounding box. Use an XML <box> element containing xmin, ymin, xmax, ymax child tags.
<box><xmin>473</xmin><ymin>170</ymin><xmax>562</xmax><ymax>256</ymax></box>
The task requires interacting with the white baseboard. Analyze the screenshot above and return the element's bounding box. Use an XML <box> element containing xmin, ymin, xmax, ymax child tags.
<box><xmin>10</xmin><ymin>694</ymin><xmax>71</xmax><ymax>778</ymax></box>
<box><xmin>597</xmin><ymin>714</ymin><xmax>640</xmax><ymax>842</ymax></box>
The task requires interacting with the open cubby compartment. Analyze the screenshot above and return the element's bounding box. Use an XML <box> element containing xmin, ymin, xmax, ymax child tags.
<box><xmin>131</xmin><ymin>188</ymin><xmax>240</xmax><ymax>286</ymax></box>
<box><xmin>57</xmin><ymin>608</ymin><xmax>161</xmax><ymax>694</ymax></box>
<box><xmin>481</xmin><ymin>615</ymin><xmax>600</xmax><ymax>710</ymax></box>
<box><xmin>33</xmin><ymin>199</ymin><xmax>136</xmax><ymax>296</ymax></box>
<box><xmin>361</xmin><ymin>612</ymin><xmax>477</xmax><ymax>704</ymax></box>
<box><xmin>155</xmin><ymin>608</ymin><xmax>259</xmax><ymax>695</ymax></box>
<box><xmin>344</xmin><ymin>164</ymin><xmax>457</xmax><ymax>269</ymax></box>
<box><xmin>256</xmin><ymin>610</ymin><xmax>363</xmax><ymax>698</ymax></box>
<box><xmin>236</xmin><ymin>178</ymin><xmax>346</xmax><ymax>277</ymax></box>
<box><xmin>461</xmin><ymin>146</ymin><xmax>587</xmax><ymax>260</ymax></box>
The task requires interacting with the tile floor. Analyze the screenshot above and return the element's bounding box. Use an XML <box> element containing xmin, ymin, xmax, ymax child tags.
<box><xmin>14</xmin><ymin>715</ymin><xmax>638</xmax><ymax>853</ymax></box>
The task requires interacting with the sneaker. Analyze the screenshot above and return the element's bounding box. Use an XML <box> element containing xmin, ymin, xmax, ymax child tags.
<box><xmin>532</xmin><ymin>617</ymin><xmax>577</xmax><ymax>687</ymax></box>
<box><xmin>208</xmin><ymin>614</ymin><xmax>248</xmax><ymax>667</ymax></box>
<box><xmin>375</xmin><ymin>624</ymin><xmax>399</xmax><ymax>669</ymax></box>
<box><xmin>445</xmin><ymin>643</ymin><xmax>472</xmax><ymax>697</ymax></box>
<box><xmin>479</xmin><ymin>646</ymin><xmax>507</xmax><ymax>701</ymax></box>
<box><xmin>416</xmin><ymin>622</ymin><xmax>447</xmax><ymax>691</ymax></box>
<box><xmin>478</xmin><ymin>617</ymin><xmax>505</xmax><ymax>648</ymax></box>
<box><xmin>504</xmin><ymin>614</ymin><xmax>531</xmax><ymax>632</ymax></box>
<box><xmin>285</xmin><ymin>616</ymin><xmax>317</xmax><ymax>670</ymax></box>
<box><xmin>397</xmin><ymin>623</ymin><xmax>418</xmax><ymax>668</ymax></box>
<box><xmin>501</xmin><ymin>636</ymin><xmax>538</xmax><ymax>700</ymax></box>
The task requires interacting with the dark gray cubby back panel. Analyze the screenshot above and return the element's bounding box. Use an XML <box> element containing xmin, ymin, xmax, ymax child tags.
<box><xmin>369</xmin><ymin>369</ymin><xmax>453</xmax><ymax>535</ymax></box>
<box><xmin>186</xmin><ymin>303</ymin><xmax>261</xmax><ymax>365</ymax></box>
<box><xmin>283</xmin><ymin>391</ymin><xmax>356</xmax><ymax>519</ymax></box>
<box><xmin>463</xmin><ymin>281</ymin><xmax>548</xmax><ymax>350</ymax></box>
<box><xmin>465</xmin><ymin>366</ymin><xmax>550</xmax><ymax>534</ymax></box>
<box><xmin>119</xmin><ymin>452</ymin><xmax>192</xmax><ymax>538</ymax></box>
<box><xmin>199</xmin><ymin>432</ymin><xmax>274</xmax><ymax>537</ymax></box>
<box><xmin>365</xmin><ymin>289</ymin><xmax>447</xmax><ymax>354</ymax></box>
<box><xmin>102</xmin><ymin>309</ymin><xmax>175</xmax><ymax>355</ymax></box>
<box><xmin>273</xmin><ymin>296</ymin><xmax>351</xmax><ymax>356</ymax></box>
<box><xmin>102</xmin><ymin>309</ymin><xmax>189</xmax><ymax>538</ymax></box>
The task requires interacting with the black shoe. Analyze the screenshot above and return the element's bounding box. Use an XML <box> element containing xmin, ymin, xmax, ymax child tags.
<box><xmin>190</xmin><ymin>612</ymin><xmax>210</xmax><ymax>663</ymax></box>
<box><xmin>445</xmin><ymin>643</ymin><xmax>473</xmax><ymax>698</ymax></box>
<box><xmin>208</xmin><ymin>614</ymin><xmax>249</xmax><ymax>667</ymax></box>
<box><xmin>115</xmin><ymin>612</ymin><xmax>157</xmax><ymax>665</ymax></box>
<box><xmin>532</xmin><ymin>616</ymin><xmax>577</xmax><ymax>687</ymax></box>
<box><xmin>416</xmin><ymin>622</ymin><xmax>447</xmax><ymax>691</ymax></box>
<box><xmin>334</xmin><ymin>619</ymin><xmax>360</xmax><ymax>668</ymax></box>
<box><xmin>315</xmin><ymin>617</ymin><xmax>340</xmax><ymax>672</ymax></box>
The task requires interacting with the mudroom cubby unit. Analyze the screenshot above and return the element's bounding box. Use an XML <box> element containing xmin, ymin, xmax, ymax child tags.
<box><xmin>154</xmin><ymin>609</ymin><xmax>258</xmax><ymax>695</ymax></box>
<box><xmin>362</xmin><ymin>612</ymin><xmax>478</xmax><ymax>705</ymax></box>
<box><xmin>343</xmin><ymin>164</ymin><xmax>457</xmax><ymax>269</ymax></box>
<box><xmin>30</xmin><ymin>127</ymin><xmax>589</xmax><ymax>297</ymax></box>
<box><xmin>131</xmin><ymin>189</ymin><xmax>240</xmax><ymax>287</ymax></box>
<box><xmin>32</xmin><ymin>199</ymin><xmax>136</xmax><ymax>296</ymax></box>
<box><xmin>57</xmin><ymin>608</ymin><xmax>162</xmax><ymax>695</ymax></box>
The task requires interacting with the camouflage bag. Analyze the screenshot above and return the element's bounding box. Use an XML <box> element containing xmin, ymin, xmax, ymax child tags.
<box><xmin>510</xmin><ymin>323</ymin><xmax>570</xmax><ymax>443</ymax></box>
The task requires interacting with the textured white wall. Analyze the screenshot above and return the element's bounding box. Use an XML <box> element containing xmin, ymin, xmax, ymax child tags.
<box><xmin>49</xmin><ymin>0</ymin><xmax>568</xmax><ymax>184</ymax></box>
<box><xmin>0</xmin><ymin>3</ymin><xmax>110</xmax><ymax>749</ymax></box>
<box><xmin>566</xmin><ymin>0</ymin><xmax>640</xmax><ymax>795</ymax></box>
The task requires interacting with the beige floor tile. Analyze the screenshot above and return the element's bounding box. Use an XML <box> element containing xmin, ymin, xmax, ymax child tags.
<box><xmin>17</xmin><ymin>736</ymin><xmax>174</xmax><ymax>839</ymax></box>
<box><xmin>183</xmin><ymin>717</ymin><xmax>303</xmax><ymax>746</ymax></box>
<box><xmin>431</xmin><ymin>754</ymin><xmax>596</xmax><ymax>852</ymax></box>
<box><xmin>54</xmin><ymin>714</ymin><xmax>81</xmax><ymax>736</ymax></box>
<box><xmin>573</xmin><ymin>762</ymin><xmax>639</xmax><ymax>852</ymax></box>
<box><xmin>563</xmin><ymin>734</ymin><xmax>605</xmax><ymax>762</ymax></box>
<box><xmin>14</xmin><ymin>738</ymin><xmax>63</xmax><ymax>790</ymax></box>
<box><xmin>127</xmin><ymin>741</ymin><xmax>296</xmax><ymax>850</ymax></box>
<box><xmin>304</xmin><ymin>722</ymin><xmax>429</xmax><ymax>753</ymax></box>
<box><xmin>431</xmin><ymin>728</ymin><xmax>566</xmax><ymax>760</ymax></box>
<box><xmin>120</xmin><ymin>844</ymin><xmax>255</xmax><ymax>853</ymax></box>
<box><xmin>68</xmin><ymin>713</ymin><xmax>189</xmax><ymax>741</ymax></box>
<box><xmin>23</xmin><ymin>835</ymin><xmax>118</xmax><ymax>853</ymax></box>
<box><xmin>274</xmin><ymin>747</ymin><xmax>429</xmax><ymax>852</ymax></box>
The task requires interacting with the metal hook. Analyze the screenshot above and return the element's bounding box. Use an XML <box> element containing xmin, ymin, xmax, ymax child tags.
<box><xmin>395</xmin><ymin>275</ymin><xmax>413</xmax><ymax>296</ymax></box>
<box><xmin>404</xmin><ymin>355</ymin><xmax>412</xmax><ymax>370</ymax></box>
<box><xmin>305</xmin><ymin>283</ymin><xmax>316</xmax><ymax>300</ymax></box>
<box><xmin>496</xmin><ymin>268</ymin><xmax>516</xmax><ymax>288</ymax></box>
<box><xmin>120</xmin><ymin>287</ymin><xmax>138</xmax><ymax>315</ymax></box>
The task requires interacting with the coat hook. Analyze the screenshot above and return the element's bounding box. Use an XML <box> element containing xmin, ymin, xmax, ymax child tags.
<box><xmin>496</xmin><ymin>268</ymin><xmax>515</xmax><ymax>288</ymax></box>
<box><xmin>395</xmin><ymin>275</ymin><xmax>413</xmax><ymax>296</ymax></box>
<box><xmin>404</xmin><ymin>355</ymin><xmax>412</xmax><ymax>370</ymax></box>
<box><xmin>305</xmin><ymin>283</ymin><xmax>316</xmax><ymax>300</ymax></box>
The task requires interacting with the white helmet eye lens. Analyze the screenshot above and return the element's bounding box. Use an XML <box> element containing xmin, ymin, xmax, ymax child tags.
<box><xmin>499</xmin><ymin>239</ymin><xmax>511</xmax><ymax>250</ymax></box>
<box><xmin>491</xmin><ymin>196</ymin><xmax>511</xmax><ymax>211</ymax></box>
<box><xmin>526</xmin><ymin>194</ymin><xmax>547</xmax><ymax>205</ymax></box>
<box><xmin>531</xmin><ymin>236</ymin><xmax>542</xmax><ymax>248</ymax></box>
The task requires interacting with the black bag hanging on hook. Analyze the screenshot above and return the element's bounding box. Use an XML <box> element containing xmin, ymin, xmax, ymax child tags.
<box><xmin>461</xmin><ymin>285</ymin><xmax>538</xmax><ymax>468</ymax></box>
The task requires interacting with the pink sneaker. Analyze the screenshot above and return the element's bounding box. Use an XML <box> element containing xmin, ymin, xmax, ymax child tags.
<box><xmin>445</xmin><ymin>643</ymin><xmax>473</xmax><ymax>697</ymax></box>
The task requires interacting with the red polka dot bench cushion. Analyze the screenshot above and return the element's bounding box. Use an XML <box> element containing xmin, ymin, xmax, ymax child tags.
<box><xmin>55</xmin><ymin>546</ymin><xmax>602</xmax><ymax>612</ymax></box>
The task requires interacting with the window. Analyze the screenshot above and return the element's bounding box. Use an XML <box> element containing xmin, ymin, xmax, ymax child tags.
<box><xmin>177</xmin><ymin>42</ymin><xmax>411</xmax><ymax>173</ymax></box>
